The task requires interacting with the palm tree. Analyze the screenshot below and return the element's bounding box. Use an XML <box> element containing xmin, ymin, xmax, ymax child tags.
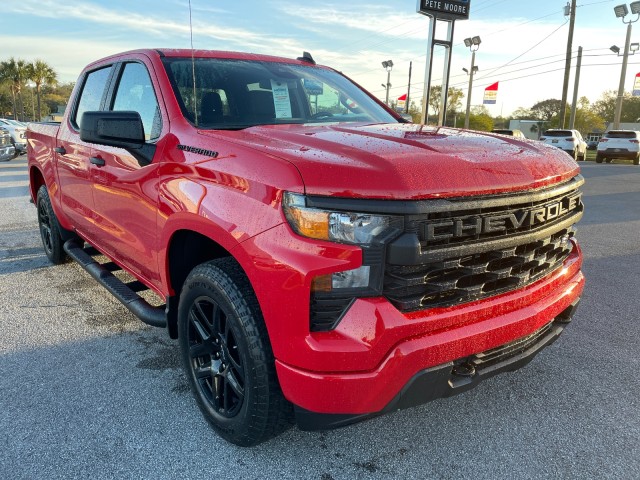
<box><xmin>28</xmin><ymin>60</ymin><xmax>58</xmax><ymax>121</ymax></box>
<box><xmin>0</xmin><ymin>58</ymin><xmax>30</xmax><ymax>121</ymax></box>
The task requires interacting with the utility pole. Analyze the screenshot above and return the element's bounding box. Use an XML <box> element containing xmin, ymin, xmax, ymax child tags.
<box><xmin>559</xmin><ymin>0</ymin><xmax>577</xmax><ymax>128</ymax></box>
<box><xmin>569</xmin><ymin>46</ymin><xmax>583</xmax><ymax>129</ymax></box>
<box><xmin>406</xmin><ymin>61</ymin><xmax>412</xmax><ymax>114</ymax></box>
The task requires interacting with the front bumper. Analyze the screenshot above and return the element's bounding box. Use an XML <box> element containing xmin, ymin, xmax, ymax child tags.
<box><xmin>273</xmin><ymin>244</ymin><xmax>584</xmax><ymax>421</ymax></box>
<box><xmin>0</xmin><ymin>145</ymin><xmax>16</xmax><ymax>161</ymax></box>
<box><xmin>598</xmin><ymin>148</ymin><xmax>638</xmax><ymax>159</ymax></box>
<box><xmin>13</xmin><ymin>142</ymin><xmax>27</xmax><ymax>154</ymax></box>
<box><xmin>294</xmin><ymin>299</ymin><xmax>579</xmax><ymax>430</ymax></box>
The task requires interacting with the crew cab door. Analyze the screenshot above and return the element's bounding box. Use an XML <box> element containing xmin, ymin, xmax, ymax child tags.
<box><xmin>88</xmin><ymin>60</ymin><xmax>166</xmax><ymax>288</ymax></box>
<box><xmin>56</xmin><ymin>65</ymin><xmax>113</xmax><ymax>235</ymax></box>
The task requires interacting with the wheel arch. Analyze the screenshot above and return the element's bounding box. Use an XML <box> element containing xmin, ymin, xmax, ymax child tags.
<box><xmin>165</xmin><ymin>228</ymin><xmax>243</xmax><ymax>338</ymax></box>
<box><xmin>29</xmin><ymin>165</ymin><xmax>46</xmax><ymax>203</ymax></box>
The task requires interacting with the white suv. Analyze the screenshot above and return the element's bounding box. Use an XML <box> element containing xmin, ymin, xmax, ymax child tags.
<box><xmin>596</xmin><ymin>130</ymin><xmax>640</xmax><ymax>165</ymax></box>
<box><xmin>539</xmin><ymin>129</ymin><xmax>587</xmax><ymax>161</ymax></box>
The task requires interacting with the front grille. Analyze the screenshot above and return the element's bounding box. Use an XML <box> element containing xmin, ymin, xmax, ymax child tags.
<box><xmin>384</xmin><ymin>227</ymin><xmax>574</xmax><ymax>312</ymax></box>
<box><xmin>384</xmin><ymin>176</ymin><xmax>584</xmax><ymax>313</ymax></box>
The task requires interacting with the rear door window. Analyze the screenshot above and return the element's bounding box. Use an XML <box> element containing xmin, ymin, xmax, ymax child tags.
<box><xmin>73</xmin><ymin>66</ymin><xmax>113</xmax><ymax>129</ymax></box>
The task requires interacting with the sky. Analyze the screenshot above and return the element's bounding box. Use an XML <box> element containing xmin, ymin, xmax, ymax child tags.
<box><xmin>1</xmin><ymin>0</ymin><xmax>638</xmax><ymax>117</ymax></box>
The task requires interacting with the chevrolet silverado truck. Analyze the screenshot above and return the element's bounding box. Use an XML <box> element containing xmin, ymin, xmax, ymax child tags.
<box><xmin>28</xmin><ymin>49</ymin><xmax>585</xmax><ymax>446</ymax></box>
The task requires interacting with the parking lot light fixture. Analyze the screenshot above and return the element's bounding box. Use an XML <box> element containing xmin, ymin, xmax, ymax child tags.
<box><xmin>615</xmin><ymin>4</ymin><xmax>629</xmax><ymax>17</ymax></box>
<box><xmin>631</xmin><ymin>1</ymin><xmax>640</xmax><ymax>14</ymax></box>
<box><xmin>611</xmin><ymin>45</ymin><xmax>621</xmax><ymax>53</ymax></box>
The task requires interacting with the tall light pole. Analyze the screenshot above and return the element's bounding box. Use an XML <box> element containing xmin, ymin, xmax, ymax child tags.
<box><xmin>559</xmin><ymin>0</ymin><xmax>577</xmax><ymax>128</ymax></box>
<box><xmin>613</xmin><ymin>2</ymin><xmax>640</xmax><ymax>129</ymax></box>
<box><xmin>463</xmin><ymin>36</ymin><xmax>481</xmax><ymax>129</ymax></box>
<box><xmin>382</xmin><ymin>60</ymin><xmax>394</xmax><ymax>105</ymax></box>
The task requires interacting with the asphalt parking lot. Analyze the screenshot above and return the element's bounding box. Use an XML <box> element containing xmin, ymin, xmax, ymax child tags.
<box><xmin>1</xmin><ymin>157</ymin><xmax>639</xmax><ymax>479</ymax></box>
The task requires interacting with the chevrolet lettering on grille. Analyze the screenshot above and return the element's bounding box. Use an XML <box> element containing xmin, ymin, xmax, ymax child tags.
<box><xmin>424</xmin><ymin>191</ymin><xmax>583</xmax><ymax>242</ymax></box>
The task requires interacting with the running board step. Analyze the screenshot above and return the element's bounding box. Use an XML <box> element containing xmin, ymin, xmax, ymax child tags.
<box><xmin>63</xmin><ymin>240</ymin><xmax>167</xmax><ymax>328</ymax></box>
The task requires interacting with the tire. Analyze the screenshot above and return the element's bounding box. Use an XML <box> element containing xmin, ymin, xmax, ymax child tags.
<box><xmin>178</xmin><ymin>258</ymin><xmax>290</xmax><ymax>446</ymax></box>
<box><xmin>596</xmin><ymin>154</ymin><xmax>604</xmax><ymax>163</ymax></box>
<box><xmin>36</xmin><ymin>185</ymin><xmax>67</xmax><ymax>264</ymax></box>
<box><xmin>635</xmin><ymin>154</ymin><xmax>640</xmax><ymax>166</ymax></box>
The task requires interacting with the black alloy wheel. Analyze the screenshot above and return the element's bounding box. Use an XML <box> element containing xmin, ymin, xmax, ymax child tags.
<box><xmin>187</xmin><ymin>296</ymin><xmax>245</xmax><ymax>418</ymax></box>
<box><xmin>178</xmin><ymin>258</ymin><xmax>290</xmax><ymax>446</ymax></box>
<box><xmin>36</xmin><ymin>185</ymin><xmax>66</xmax><ymax>264</ymax></box>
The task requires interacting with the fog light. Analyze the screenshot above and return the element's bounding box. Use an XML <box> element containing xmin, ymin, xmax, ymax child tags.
<box><xmin>332</xmin><ymin>266</ymin><xmax>370</xmax><ymax>289</ymax></box>
<box><xmin>311</xmin><ymin>266</ymin><xmax>371</xmax><ymax>292</ymax></box>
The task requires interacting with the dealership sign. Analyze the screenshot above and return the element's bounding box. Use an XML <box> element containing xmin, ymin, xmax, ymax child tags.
<box><xmin>633</xmin><ymin>73</ymin><xmax>640</xmax><ymax>97</ymax></box>
<box><xmin>483</xmin><ymin>82</ymin><xmax>499</xmax><ymax>105</ymax></box>
<box><xmin>417</xmin><ymin>0</ymin><xmax>471</xmax><ymax>20</ymax></box>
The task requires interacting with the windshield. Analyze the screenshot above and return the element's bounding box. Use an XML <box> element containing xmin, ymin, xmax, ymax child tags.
<box><xmin>162</xmin><ymin>58</ymin><xmax>398</xmax><ymax>129</ymax></box>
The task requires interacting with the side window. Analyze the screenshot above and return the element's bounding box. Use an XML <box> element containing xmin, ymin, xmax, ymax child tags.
<box><xmin>112</xmin><ymin>63</ymin><xmax>162</xmax><ymax>141</ymax></box>
<box><xmin>73</xmin><ymin>66</ymin><xmax>112</xmax><ymax>129</ymax></box>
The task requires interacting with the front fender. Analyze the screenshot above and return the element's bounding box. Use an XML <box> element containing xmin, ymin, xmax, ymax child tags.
<box><xmin>156</xmin><ymin>176</ymin><xmax>289</xmax><ymax>294</ymax></box>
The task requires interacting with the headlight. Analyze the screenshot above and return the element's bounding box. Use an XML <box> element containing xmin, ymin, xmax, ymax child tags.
<box><xmin>284</xmin><ymin>193</ymin><xmax>405</xmax><ymax>332</ymax></box>
<box><xmin>283</xmin><ymin>192</ymin><xmax>397</xmax><ymax>245</ymax></box>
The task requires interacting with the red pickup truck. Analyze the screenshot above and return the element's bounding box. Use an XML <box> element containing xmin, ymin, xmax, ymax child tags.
<box><xmin>28</xmin><ymin>49</ymin><xmax>584</xmax><ymax>446</ymax></box>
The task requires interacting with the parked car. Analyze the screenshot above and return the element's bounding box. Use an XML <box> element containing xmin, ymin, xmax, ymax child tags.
<box><xmin>539</xmin><ymin>129</ymin><xmax>587</xmax><ymax>161</ymax></box>
<box><xmin>587</xmin><ymin>139</ymin><xmax>598</xmax><ymax>150</ymax></box>
<box><xmin>491</xmin><ymin>128</ymin><xmax>526</xmax><ymax>139</ymax></box>
<box><xmin>0</xmin><ymin>118</ymin><xmax>27</xmax><ymax>155</ymax></box>
<box><xmin>0</xmin><ymin>127</ymin><xmax>16</xmax><ymax>161</ymax></box>
<box><xmin>596</xmin><ymin>130</ymin><xmax>640</xmax><ymax>165</ymax></box>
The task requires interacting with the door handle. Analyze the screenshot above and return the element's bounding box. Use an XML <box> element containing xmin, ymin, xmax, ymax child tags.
<box><xmin>54</xmin><ymin>146</ymin><xmax>66</xmax><ymax>155</ymax></box>
<box><xmin>90</xmin><ymin>156</ymin><xmax>106</xmax><ymax>167</ymax></box>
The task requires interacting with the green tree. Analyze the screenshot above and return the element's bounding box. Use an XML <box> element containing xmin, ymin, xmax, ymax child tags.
<box><xmin>28</xmin><ymin>60</ymin><xmax>58</xmax><ymax>121</ymax></box>
<box><xmin>428</xmin><ymin>85</ymin><xmax>465</xmax><ymax>120</ymax></box>
<box><xmin>468</xmin><ymin>105</ymin><xmax>493</xmax><ymax>131</ymax></box>
<box><xmin>511</xmin><ymin>107</ymin><xmax>533</xmax><ymax>119</ymax></box>
<box><xmin>530</xmin><ymin>99</ymin><xmax>565</xmax><ymax>122</ymax></box>
<box><xmin>42</xmin><ymin>82</ymin><xmax>74</xmax><ymax>118</ymax></box>
<box><xmin>572</xmin><ymin>97</ymin><xmax>605</xmax><ymax>135</ymax></box>
<box><xmin>593</xmin><ymin>90</ymin><xmax>640</xmax><ymax>124</ymax></box>
<box><xmin>0</xmin><ymin>58</ymin><xmax>30</xmax><ymax>120</ymax></box>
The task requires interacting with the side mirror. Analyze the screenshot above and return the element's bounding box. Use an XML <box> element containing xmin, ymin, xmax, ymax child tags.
<box><xmin>80</xmin><ymin>111</ymin><xmax>145</xmax><ymax>150</ymax></box>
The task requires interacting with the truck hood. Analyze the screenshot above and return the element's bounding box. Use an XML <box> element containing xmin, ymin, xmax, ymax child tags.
<box><xmin>201</xmin><ymin>123</ymin><xmax>580</xmax><ymax>199</ymax></box>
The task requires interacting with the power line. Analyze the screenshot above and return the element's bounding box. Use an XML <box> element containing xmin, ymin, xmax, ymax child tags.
<box><xmin>473</xmin><ymin>19</ymin><xmax>569</xmax><ymax>82</ymax></box>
